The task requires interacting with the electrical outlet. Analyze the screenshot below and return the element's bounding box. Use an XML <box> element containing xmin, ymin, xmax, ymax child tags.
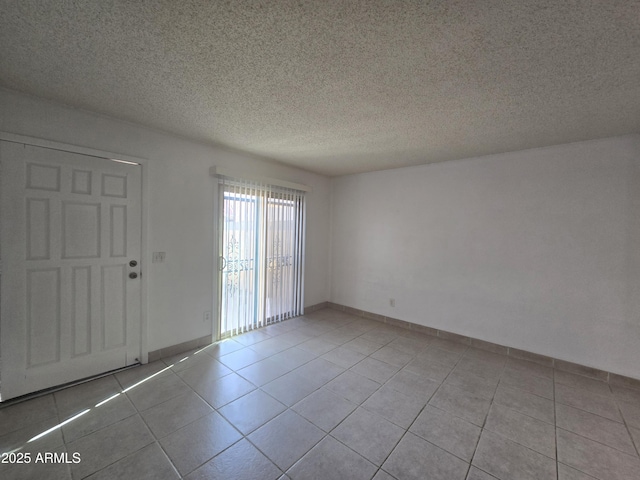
<box><xmin>390</xmin><ymin>298</ymin><xmax>396</xmax><ymax>307</ymax></box>
<box><xmin>204</xmin><ymin>311</ymin><xmax>212</xmax><ymax>323</ymax></box>
<box><xmin>152</xmin><ymin>252</ymin><xmax>166</xmax><ymax>263</ymax></box>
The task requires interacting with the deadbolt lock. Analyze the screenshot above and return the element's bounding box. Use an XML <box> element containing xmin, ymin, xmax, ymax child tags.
<box><xmin>129</xmin><ymin>260</ymin><xmax>138</xmax><ymax>267</ymax></box>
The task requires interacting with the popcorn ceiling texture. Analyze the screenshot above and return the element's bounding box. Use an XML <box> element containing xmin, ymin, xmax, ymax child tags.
<box><xmin>1</xmin><ymin>0</ymin><xmax>639</xmax><ymax>176</ymax></box>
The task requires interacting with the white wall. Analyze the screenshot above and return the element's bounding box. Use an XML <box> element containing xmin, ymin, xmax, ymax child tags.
<box><xmin>0</xmin><ymin>88</ymin><xmax>331</xmax><ymax>352</ymax></box>
<box><xmin>331</xmin><ymin>135</ymin><xmax>640</xmax><ymax>379</ymax></box>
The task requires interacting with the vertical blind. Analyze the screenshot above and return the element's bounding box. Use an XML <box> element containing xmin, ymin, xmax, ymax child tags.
<box><xmin>217</xmin><ymin>174</ymin><xmax>306</xmax><ymax>337</ymax></box>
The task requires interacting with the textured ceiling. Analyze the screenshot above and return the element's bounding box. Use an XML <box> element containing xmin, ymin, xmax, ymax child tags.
<box><xmin>1</xmin><ymin>1</ymin><xmax>639</xmax><ymax>176</ymax></box>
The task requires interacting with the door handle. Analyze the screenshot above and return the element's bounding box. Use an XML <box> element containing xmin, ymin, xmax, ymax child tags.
<box><xmin>129</xmin><ymin>272</ymin><xmax>138</xmax><ymax>279</ymax></box>
<box><xmin>219</xmin><ymin>256</ymin><xmax>227</xmax><ymax>271</ymax></box>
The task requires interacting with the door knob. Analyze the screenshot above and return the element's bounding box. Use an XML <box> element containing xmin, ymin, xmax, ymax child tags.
<box><xmin>129</xmin><ymin>272</ymin><xmax>138</xmax><ymax>279</ymax></box>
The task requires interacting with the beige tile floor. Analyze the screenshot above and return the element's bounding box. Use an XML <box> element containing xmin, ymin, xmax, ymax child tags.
<box><xmin>1</xmin><ymin>308</ymin><xmax>639</xmax><ymax>479</ymax></box>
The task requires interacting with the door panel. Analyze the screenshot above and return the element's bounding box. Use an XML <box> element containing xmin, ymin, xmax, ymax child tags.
<box><xmin>71</xmin><ymin>265</ymin><xmax>91</xmax><ymax>357</ymax></box>
<box><xmin>0</xmin><ymin>141</ymin><xmax>142</xmax><ymax>401</ymax></box>
<box><xmin>26</xmin><ymin>267</ymin><xmax>61</xmax><ymax>367</ymax></box>
<box><xmin>219</xmin><ymin>190</ymin><xmax>261</xmax><ymax>336</ymax></box>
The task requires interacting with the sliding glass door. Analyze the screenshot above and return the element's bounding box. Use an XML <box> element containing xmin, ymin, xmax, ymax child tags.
<box><xmin>218</xmin><ymin>177</ymin><xmax>305</xmax><ymax>337</ymax></box>
<box><xmin>220</xmin><ymin>187</ymin><xmax>261</xmax><ymax>335</ymax></box>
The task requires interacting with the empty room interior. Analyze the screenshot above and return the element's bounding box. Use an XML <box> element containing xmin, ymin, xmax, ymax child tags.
<box><xmin>1</xmin><ymin>1</ymin><xmax>639</xmax><ymax>480</ymax></box>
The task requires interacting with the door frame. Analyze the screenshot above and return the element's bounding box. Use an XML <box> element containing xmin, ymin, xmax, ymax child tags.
<box><xmin>212</xmin><ymin>177</ymin><xmax>233</xmax><ymax>342</ymax></box>
<box><xmin>0</xmin><ymin>131</ymin><xmax>150</xmax><ymax>367</ymax></box>
<box><xmin>213</xmin><ymin>179</ymin><xmax>222</xmax><ymax>341</ymax></box>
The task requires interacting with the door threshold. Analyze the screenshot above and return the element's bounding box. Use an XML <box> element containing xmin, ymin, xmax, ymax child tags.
<box><xmin>0</xmin><ymin>363</ymin><xmax>141</xmax><ymax>408</ymax></box>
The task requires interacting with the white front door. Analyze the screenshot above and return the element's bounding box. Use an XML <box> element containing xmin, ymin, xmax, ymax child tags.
<box><xmin>0</xmin><ymin>141</ymin><xmax>142</xmax><ymax>401</ymax></box>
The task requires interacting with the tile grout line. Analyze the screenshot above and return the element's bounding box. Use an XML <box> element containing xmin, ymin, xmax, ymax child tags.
<box><xmin>265</xmin><ymin>318</ymin><xmax>441</xmax><ymax>477</ymax></box>
<box><xmin>62</xmin><ymin>373</ymin><xmax>180</xmax><ymax>480</ymax></box>
<box><xmin>336</xmin><ymin>341</ymin><xmax>462</xmax><ymax>479</ymax></box>
<box><xmin>607</xmin><ymin>381</ymin><xmax>640</xmax><ymax>459</ymax></box>
<box><xmin>555</xmin><ymin>425</ymin><xmax>640</xmax><ymax>459</ymax></box>
<box><xmin>552</xmin><ymin>379</ymin><xmax>640</xmax><ymax>458</ymax></box>
<box><xmin>552</xmin><ymin>369</ymin><xmax>640</xmax><ymax>460</ymax></box>
<box><xmin>240</xmin><ymin>314</ymin><xmax>373</xmax><ymax>478</ymax></box>
<box><xmin>552</xmin><ymin>394</ymin><xmax>639</xmax><ymax>450</ymax></box>
<box><xmin>115</xmin><ymin>370</ymin><xmax>203</xmax><ymax>479</ymax></box>
<box><xmin>227</xmin><ymin>322</ymin><xmax>336</xmax><ymax>477</ymax></box>
<box><xmin>265</xmin><ymin>316</ymin><xmax>382</xmax><ymax>477</ymax></box>
<box><xmin>52</xmin><ymin>389</ymin><xmax>74</xmax><ymax>479</ymax></box>
<box><xmin>329</xmin><ymin>305</ymin><xmax>640</xmax><ymax>390</ymax></box>
<box><xmin>371</xmin><ymin>341</ymin><xmax>470</xmax><ymax>477</ymax></box>
<box><xmin>162</xmin><ymin>389</ymin><xmax>248</xmax><ymax>478</ymax></box>
<box><xmin>113</xmin><ymin>356</ymin><xmax>278</xmax><ymax>479</ymax></box>
<box><xmin>215</xmin><ymin>326</ymin><xmax>335</xmax><ymax>477</ymax></box>
<box><xmin>465</xmin><ymin>354</ymin><xmax>508</xmax><ymax>480</ymax></box>
<box><xmin>168</xmin><ymin>347</ymin><xmax>286</xmax><ymax>478</ymax></box>
<box><xmin>22</xmin><ymin>309</ymin><xmax>635</xmax><ymax>479</ymax></box>
<box><xmin>128</xmin><ymin>313</ymin><xmax>628</xmax><ymax>478</ymax></box>
<box><xmin>1</xmin><ymin>314</ymin><xmax>353</xmax><ymax>479</ymax></box>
